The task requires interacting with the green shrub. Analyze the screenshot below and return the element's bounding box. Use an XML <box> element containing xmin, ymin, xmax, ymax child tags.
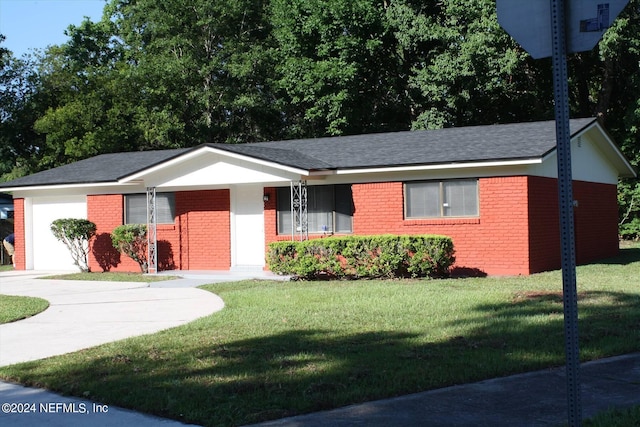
<box><xmin>267</xmin><ymin>235</ymin><xmax>455</xmax><ymax>280</ymax></box>
<box><xmin>111</xmin><ymin>224</ymin><xmax>148</xmax><ymax>273</ymax></box>
<box><xmin>619</xmin><ymin>217</ymin><xmax>640</xmax><ymax>241</ymax></box>
<box><xmin>50</xmin><ymin>218</ymin><xmax>97</xmax><ymax>272</ymax></box>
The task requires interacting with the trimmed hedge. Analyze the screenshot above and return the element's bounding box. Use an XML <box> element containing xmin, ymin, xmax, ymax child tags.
<box><xmin>267</xmin><ymin>235</ymin><xmax>455</xmax><ymax>280</ymax></box>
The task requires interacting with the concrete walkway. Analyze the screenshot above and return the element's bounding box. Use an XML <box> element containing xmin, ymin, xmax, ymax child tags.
<box><xmin>0</xmin><ymin>270</ymin><xmax>223</xmax><ymax>426</ymax></box>
<box><xmin>0</xmin><ymin>270</ymin><xmax>224</xmax><ymax>366</ymax></box>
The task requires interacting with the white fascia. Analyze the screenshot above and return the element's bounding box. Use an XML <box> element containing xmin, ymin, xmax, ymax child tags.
<box><xmin>119</xmin><ymin>146</ymin><xmax>311</xmax><ymax>183</ymax></box>
<box><xmin>333</xmin><ymin>158</ymin><xmax>543</xmax><ymax>175</ymax></box>
<box><xmin>2</xmin><ymin>181</ymin><xmax>140</xmax><ymax>193</ymax></box>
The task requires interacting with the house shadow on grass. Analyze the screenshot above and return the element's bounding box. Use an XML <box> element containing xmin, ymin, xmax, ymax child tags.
<box><xmin>450</xmin><ymin>266</ymin><xmax>487</xmax><ymax>278</ymax></box>
<box><xmin>3</xmin><ymin>290</ymin><xmax>639</xmax><ymax>426</ymax></box>
<box><xmin>593</xmin><ymin>245</ymin><xmax>640</xmax><ymax>266</ymax></box>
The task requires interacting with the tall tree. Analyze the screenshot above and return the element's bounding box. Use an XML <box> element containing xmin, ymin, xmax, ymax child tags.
<box><xmin>270</xmin><ymin>0</ymin><xmax>415</xmax><ymax>137</ymax></box>
<box><xmin>32</xmin><ymin>18</ymin><xmax>141</xmax><ymax>170</ymax></box>
<box><xmin>391</xmin><ymin>0</ymin><xmax>554</xmax><ymax>129</ymax></box>
<box><xmin>0</xmin><ymin>36</ymin><xmax>47</xmax><ymax>179</ymax></box>
<box><xmin>590</xmin><ymin>2</ymin><xmax>640</xmax><ymax>238</ymax></box>
<box><xmin>106</xmin><ymin>0</ymin><xmax>280</xmax><ymax>145</ymax></box>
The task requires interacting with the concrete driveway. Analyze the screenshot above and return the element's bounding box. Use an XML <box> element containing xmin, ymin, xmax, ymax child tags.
<box><xmin>0</xmin><ymin>270</ymin><xmax>224</xmax><ymax>367</ymax></box>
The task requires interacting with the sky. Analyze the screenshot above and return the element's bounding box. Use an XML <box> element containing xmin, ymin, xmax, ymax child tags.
<box><xmin>0</xmin><ymin>0</ymin><xmax>107</xmax><ymax>57</ymax></box>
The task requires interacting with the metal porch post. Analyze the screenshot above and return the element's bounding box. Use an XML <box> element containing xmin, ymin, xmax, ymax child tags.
<box><xmin>147</xmin><ymin>187</ymin><xmax>157</xmax><ymax>274</ymax></box>
<box><xmin>291</xmin><ymin>180</ymin><xmax>308</xmax><ymax>241</ymax></box>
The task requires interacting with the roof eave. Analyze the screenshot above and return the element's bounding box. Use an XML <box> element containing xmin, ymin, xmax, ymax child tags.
<box><xmin>333</xmin><ymin>158</ymin><xmax>544</xmax><ymax>175</ymax></box>
<box><xmin>0</xmin><ymin>181</ymin><xmax>141</xmax><ymax>193</ymax></box>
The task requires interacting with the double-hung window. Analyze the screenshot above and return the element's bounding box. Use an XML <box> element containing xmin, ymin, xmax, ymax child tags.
<box><xmin>124</xmin><ymin>193</ymin><xmax>176</xmax><ymax>224</ymax></box>
<box><xmin>405</xmin><ymin>180</ymin><xmax>478</xmax><ymax>218</ymax></box>
<box><xmin>277</xmin><ymin>185</ymin><xmax>353</xmax><ymax>234</ymax></box>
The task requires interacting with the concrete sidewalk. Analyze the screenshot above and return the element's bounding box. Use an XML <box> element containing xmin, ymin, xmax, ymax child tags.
<box><xmin>247</xmin><ymin>353</ymin><xmax>640</xmax><ymax>427</ymax></box>
<box><xmin>0</xmin><ymin>381</ymin><xmax>200</xmax><ymax>427</ymax></box>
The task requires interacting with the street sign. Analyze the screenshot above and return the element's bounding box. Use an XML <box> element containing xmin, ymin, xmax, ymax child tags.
<box><xmin>496</xmin><ymin>0</ymin><xmax>629</xmax><ymax>58</ymax></box>
<box><xmin>497</xmin><ymin>1</ymin><xmax>630</xmax><ymax>426</ymax></box>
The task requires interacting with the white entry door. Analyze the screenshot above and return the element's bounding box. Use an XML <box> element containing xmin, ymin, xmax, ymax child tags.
<box><xmin>231</xmin><ymin>185</ymin><xmax>265</xmax><ymax>270</ymax></box>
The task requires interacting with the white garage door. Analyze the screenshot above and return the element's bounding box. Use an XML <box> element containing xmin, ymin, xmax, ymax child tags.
<box><xmin>31</xmin><ymin>196</ymin><xmax>87</xmax><ymax>271</ymax></box>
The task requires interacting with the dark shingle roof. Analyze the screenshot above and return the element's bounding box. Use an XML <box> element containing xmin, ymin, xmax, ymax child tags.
<box><xmin>0</xmin><ymin>149</ymin><xmax>188</xmax><ymax>188</ymax></box>
<box><xmin>213</xmin><ymin>118</ymin><xmax>596</xmax><ymax>170</ymax></box>
<box><xmin>0</xmin><ymin>118</ymin><xmax>598</xmax><ymax>189</ymax></box>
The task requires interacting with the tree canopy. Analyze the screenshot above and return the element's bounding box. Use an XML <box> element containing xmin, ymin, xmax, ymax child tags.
<box><xmin>1</xmin><ymin>0</ymin><xmax>640</xmax><ymax>234</ymax></box>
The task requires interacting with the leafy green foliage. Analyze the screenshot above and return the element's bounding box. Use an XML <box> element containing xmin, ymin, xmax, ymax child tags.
<box><xmin>106</xmin><ymin>0</ymin><xmax>280</xmax><ymax>145</ymax></box>
<box><xmin>50</xmin><ymin>218</ymin><xmax>97</xmax><ymax>272</ymax></box>
<box><xmin>270</xmin><ymin>0</ymin><xmax>412</xmax><ymax>136</ymax></box>
<box><xmin>267</xmin><ymin>235</ymin><xmax>455</xmax><ymax>279</ymax></box>
<box><xmin>110</xmin><ymin>224</ymin><xmax>148</xmax><ymax>273</ymax></box>
<box><xmin>391</xmin><ymin>0</ymin><xmax>553</xmax><ymax>129</ymax></box>
<box><xmin>618</xmin><ymin>180</ymin><xmax>640</xmax><ymax>240</ymax></box>
<box><xmin>0</xmin><ymin>40</ymin><xmax>47</xmax><ymax>180</ymax></box>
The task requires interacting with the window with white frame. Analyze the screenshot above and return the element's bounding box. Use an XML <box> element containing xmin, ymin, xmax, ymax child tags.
<box><xmin>405</xmin><ymin>180</ymin><xmax>478</xmax><ymax>218</ymax></box>
<box><xmin>125</xmin><ymin>193</ymin><xmax>176</xmax><ymax>224</ymax></box>
<box><xmin>277</xmin><ymin>185</ymin><xmax>353</xmax><ymax>234</ymax></box>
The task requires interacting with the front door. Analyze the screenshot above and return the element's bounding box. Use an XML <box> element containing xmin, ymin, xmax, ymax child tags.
<box><xmin>231</xmin><ymin>185</ymin><xmax>265</xmax><ymax>270</ymax></box>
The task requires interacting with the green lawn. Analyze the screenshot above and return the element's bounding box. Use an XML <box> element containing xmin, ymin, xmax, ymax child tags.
<box><xmin>583</xmin><ymin>405</ymin><xmax>640</xmax><ymax>427</ymax></box>
<box><xmin>0</xmin><ymin>295</ymin><xmax>49</xmax><ymax>324</ymax></box>
<box><xmin>0</xmin><ymin>247</ymin><xmax>639</xmax><ymax>426</ymax></box>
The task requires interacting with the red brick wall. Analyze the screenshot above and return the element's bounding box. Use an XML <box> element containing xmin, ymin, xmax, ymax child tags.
<box><xmin>88</xmin><ymin>194</ymin><xmax>185</xmax><ymax>272</ymax></box>
<box><xmin>574</xmin><ymin>181</ymin><xmax>619</xmax><ymax>263</ymax></box>
<box><xmin>82</xmin><ymin>179</ymin><xmax>618</xmax><ymax>275</ymax></box>
<box><xmin>527</xmin><ymin>177</ymin><xmax>561</xmax><ymax>273</ymax></box>
<box><xmin>350</xmin><ymin>178</ymin><xmax>531</xmax><ymax>275</ymax></box>
<box><xmin>175</xmin><ymin>190</ymin><xmax>231</xmax><ymax>270</ymax></box>
<box><xmin>528</xmin><ymin>177</ymin><xmax>619</xmax><ymax>272</ymax></box>
<box><xmin>12</xmin><ymin>198</ymin><xmax>25</xmax><ymax>270</ymax></box>
<box><xmin>474</xmin><ymin>177</ymin><xmax>531</xmax><ymax>275</ymax></box>
<box><xmin>87</xmin><ymin>195</ymin><xmax>140</xmax><ymax>272</ymax></box>
<box><xmin>87</xmin><ymin>190</ymin><xmax>231</xmax><ymax>272</ymax></box>
<box><xmin>263</xmin><ymin>187</ymin><xmax>278</xmax><ymax>246</ymax></box>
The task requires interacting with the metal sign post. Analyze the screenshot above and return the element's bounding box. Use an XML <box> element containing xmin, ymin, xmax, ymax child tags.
<box><xmin>496</xmin><ymin>1</ymin><xmax>630</xmax><ymax>425</ymax></box>
<box><xmin>550</xmin><ymin>2</ymin><xmax>581</xmax><ymax>424</ymax></box>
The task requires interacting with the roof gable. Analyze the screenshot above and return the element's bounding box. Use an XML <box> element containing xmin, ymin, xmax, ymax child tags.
<box><xmin>129</xmin><ymin>148</ymin><xmax>306</xmax><ymax>189</ymax></box>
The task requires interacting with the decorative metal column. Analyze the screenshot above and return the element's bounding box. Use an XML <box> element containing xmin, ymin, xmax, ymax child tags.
<box><xmin>146</xmin><ymin>187</ymin><xmax>158</xmax><ymax>274</ymax></box>
<box><xmin>291</xmin><ymin>180</ymin><xmax>308</xmax><ymax>241</ymax></box>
